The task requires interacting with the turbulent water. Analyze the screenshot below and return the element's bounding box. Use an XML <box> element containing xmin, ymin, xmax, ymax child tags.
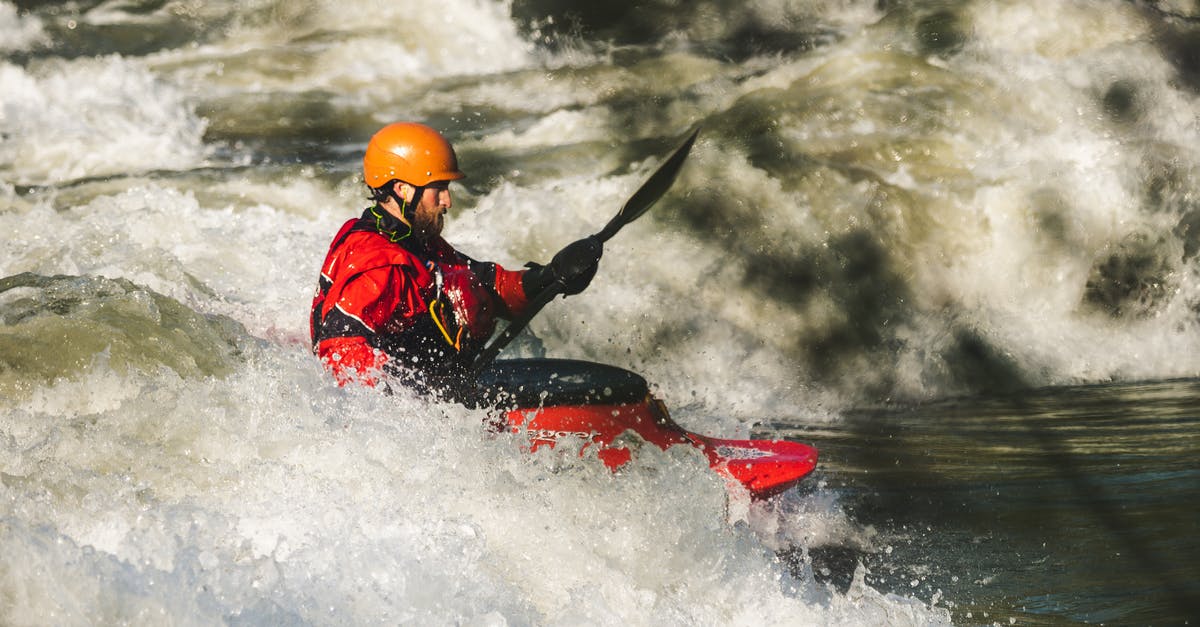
<box><xmin>2</xmin><ymin>0</ymin><xmax>1199</xmax><ymax>624</ymax></box>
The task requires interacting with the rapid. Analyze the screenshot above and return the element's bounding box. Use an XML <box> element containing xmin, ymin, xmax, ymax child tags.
<box><xmin>2</xmin><ymin>0</ymin><xmax>1198</xmax><ymax>624</ymax></box>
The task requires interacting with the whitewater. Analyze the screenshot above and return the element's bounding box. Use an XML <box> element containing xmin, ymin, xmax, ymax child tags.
<box><xmin>2</xmin><ymin>0</ymin><xmax>1198</xmax><ymax>624</ymax></box>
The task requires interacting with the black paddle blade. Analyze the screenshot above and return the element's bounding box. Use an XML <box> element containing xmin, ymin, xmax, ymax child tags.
<box><xmin>595</xmin><ymin>126</ymin><xmax>700</xmax><ymax>243</ymax></box>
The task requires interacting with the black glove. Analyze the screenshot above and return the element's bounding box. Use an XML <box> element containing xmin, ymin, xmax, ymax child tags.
<box><xmin>523</xmin><ymin>236</ymin><xmax>603</xmax><ymax>296</ymax></box>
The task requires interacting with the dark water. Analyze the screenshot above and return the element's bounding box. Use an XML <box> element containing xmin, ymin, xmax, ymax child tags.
<box><xmin>770</xmin><ymin>378</ymin><xmax>1200</xmax><ymax>624</ymax></box>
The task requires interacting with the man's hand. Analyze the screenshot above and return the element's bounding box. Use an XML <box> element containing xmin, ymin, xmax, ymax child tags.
<box><xmin>523</xmin><ymin>236</ymin><xmax>604</xmax><ymax>297</ymax></box>
<box><xmin>550</xmin><ymin>236</ymin><xmax>602</xmax><ymax>295</ymax></box>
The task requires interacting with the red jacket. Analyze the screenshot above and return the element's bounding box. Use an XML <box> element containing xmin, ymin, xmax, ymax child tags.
<box><xmin>310</xmin><ymin>207</ymin><xmax>529</xmax><ymax>388</ymax></box>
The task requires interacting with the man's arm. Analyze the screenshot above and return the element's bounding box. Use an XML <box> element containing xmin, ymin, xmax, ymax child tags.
<box><xmin>464</xmin><ymin>237</ymin><xmax>602</xmax><ymax>321</ymax></box>
<box><xmin>314</xmin><ymin>266</ymin><xmax>405</xmax><ymax>387</ymax></box>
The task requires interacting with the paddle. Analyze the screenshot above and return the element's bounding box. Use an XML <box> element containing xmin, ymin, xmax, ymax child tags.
<box><xmin>470</xmin><ymin>126</ymin><xmax>700</xmax><ymax>374</ymax></box>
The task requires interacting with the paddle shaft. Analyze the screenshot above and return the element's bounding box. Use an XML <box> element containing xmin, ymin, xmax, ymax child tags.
<box><xmin>470</xmin><ymin>127</ymin><xmax>700</xmax><ymax>374</ymax></box>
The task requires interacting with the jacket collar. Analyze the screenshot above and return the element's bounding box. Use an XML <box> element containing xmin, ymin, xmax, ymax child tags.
<box><xmin>359</xmin><ymin>205</ymin><xmax>452</xmax><ymax>257</ymax></box>
<box><xmin>362</xmin><ymin>205</ymin><xmax>413</xmax><ymax>244</ymax></box>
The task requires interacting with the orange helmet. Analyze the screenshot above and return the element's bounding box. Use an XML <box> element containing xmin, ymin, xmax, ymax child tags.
<box><xmin>362</xmin><ymin>122</ymin><xmax>465</xmax><ymax>188</ymax></box>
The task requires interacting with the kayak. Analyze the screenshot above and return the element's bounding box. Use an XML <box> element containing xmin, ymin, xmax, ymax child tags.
<box><xmin>475</xmin><ymin>358</ymin><xmax>818</xmax><ymax>500</ymax></box>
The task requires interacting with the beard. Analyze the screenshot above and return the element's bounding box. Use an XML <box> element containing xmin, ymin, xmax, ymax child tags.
<box><xmin>413</xmin><ymin>210</ymin><xmax>443</xmax><ymax>241</ymax></box>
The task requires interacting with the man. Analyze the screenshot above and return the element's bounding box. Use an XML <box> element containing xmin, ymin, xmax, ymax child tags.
<box><xmin>310</xmin><ymin>122</ymin><xmax>600</xmax><ymax>397</ymax></box>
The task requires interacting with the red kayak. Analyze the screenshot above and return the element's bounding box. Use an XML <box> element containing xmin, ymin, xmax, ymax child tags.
<box><xmin>476</xmin><ymin>359</ymin><xmax>818</xmax><ymax>500</ymax></box>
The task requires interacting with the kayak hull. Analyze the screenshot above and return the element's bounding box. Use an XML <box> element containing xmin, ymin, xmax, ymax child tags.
<box><xmin>477</xmin><ymin>359</ymin><xmax>817</xmax><ymax>500</ymax></box>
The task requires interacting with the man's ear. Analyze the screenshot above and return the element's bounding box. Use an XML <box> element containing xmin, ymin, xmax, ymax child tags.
<box><xmin>395</xmin><ymin>181</ymin><xmax>414</xmax><ymax>204</ymax></box>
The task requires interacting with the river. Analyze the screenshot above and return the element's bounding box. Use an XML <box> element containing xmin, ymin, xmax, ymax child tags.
<box><xmin>2</xmin><ymin>1</ymin><xmax>1198</xmax><ymax>624</ymax></box>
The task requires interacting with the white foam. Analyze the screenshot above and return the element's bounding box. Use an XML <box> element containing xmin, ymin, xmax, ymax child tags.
<box><xmin>0</xmin><ymin>1</ymin><xmax>45</xmax><ymax>52</ymax></box>
<box><xmin>147</xmin><ymin>0</ymin><xmax>535</xmax><ymax>101</ymax></box>
<box><xmin>0</xmin><ymin>56</ymin><xmax>207</xmax><ymax>185</ymax></box>
<box><xmin>0</xmin><ymin>346</ymin><xmax>949</xmax><ymax>624</ymax></box>
<box><xmin>968</xmin><ymin>1</ymin><xmax>1146</xmax><ymax>59</ymax></box>
<box><xmin>0</xmin><ymin>1</ymin><xmax>43</xmax><ymax>51</ymax></box>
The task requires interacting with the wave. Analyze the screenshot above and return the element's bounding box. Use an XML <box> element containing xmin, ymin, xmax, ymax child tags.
<box><xmin>0</xmin><ymin>55</ymin><xmax>207</xmax><ymax>185</ymax></box>
<box><xmin>0</xmin><ymin>273</ymin><xmax>250</xmax><ymax>401</ymax></box>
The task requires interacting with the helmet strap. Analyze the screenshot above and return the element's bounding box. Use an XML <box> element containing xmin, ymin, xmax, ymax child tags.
<box><xmin>390</xmin><ymin>183</ymin><xmax>425</xmax><ymax>224</ymax></box>
<box><xmin>369</xmin><ymin>181</ymin><xmax>426</xmax><ymax>243</ymax></box>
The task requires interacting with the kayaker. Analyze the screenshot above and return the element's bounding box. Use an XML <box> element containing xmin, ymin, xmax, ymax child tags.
<box><xmin>310</xmin><ymin>122</ymin><xmax>601</xmax><ymax>397</ymax></box>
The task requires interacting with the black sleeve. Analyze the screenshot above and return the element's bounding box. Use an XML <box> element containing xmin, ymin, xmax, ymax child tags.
<box><xmin>465</xmin><ymin>258</ymin><xmax>499</xmax><ymax>294</ymax></box>
<box><xmin>315</xmin><ymin>305</ymin><xmax>375</xmax><ymax>343</ymax></box>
